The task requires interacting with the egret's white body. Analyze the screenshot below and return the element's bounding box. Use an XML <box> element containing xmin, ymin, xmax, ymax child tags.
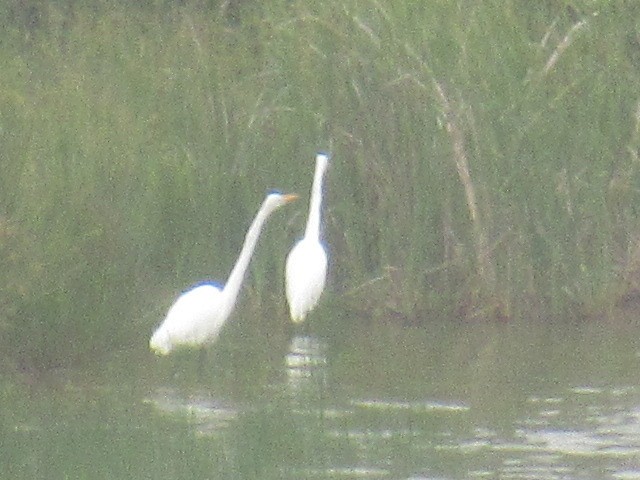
<box><xmin>285</xmin><ymin>152</ymin><xmax>330</xmax><ymax>323</ymax></box>
<box><xmin>150</xmin><ymin>192</ymin><xmax>298</xmax><ymax>355</ymax></box>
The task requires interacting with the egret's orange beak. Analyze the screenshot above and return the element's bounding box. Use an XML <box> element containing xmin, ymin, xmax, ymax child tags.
<box><xmin>283</xmin><ymin>193</ymin><xmax>299</xmax><ymax>203</ymax></box>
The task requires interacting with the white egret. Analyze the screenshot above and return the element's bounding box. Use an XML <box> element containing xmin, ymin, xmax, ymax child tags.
<box><xmin>150</xmin><ymin>191</ymin><xmax>298</xmax><ymax>355</ymax></box>
<box><xmin>285</xmin><ymin>152</ymin><xmax>330</xmax><ymax>323</ymax></box>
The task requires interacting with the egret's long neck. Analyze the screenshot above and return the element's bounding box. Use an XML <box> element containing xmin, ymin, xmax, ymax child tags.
<box><xmin>305</xmin><ymin>156</ymin><xmax>329</xmax><ymax>240</ymax></box>
<box><xmin>221</xmin><ymin>201</ymin><xmax>273</xmax><ymax>308</ymax></box>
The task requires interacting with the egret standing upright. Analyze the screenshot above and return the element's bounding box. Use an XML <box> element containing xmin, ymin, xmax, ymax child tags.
<box><xmin>285</xmin><ymin>152</ymin><xmax>330</xmax><ymax>323</ymax></box>
<box><xmin>150</xmin><ymin>191</ymin><xmax>298</xmax><ymax>355</ymax></box>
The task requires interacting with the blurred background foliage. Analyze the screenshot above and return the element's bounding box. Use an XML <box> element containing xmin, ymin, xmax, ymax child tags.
<box><xmin>1</xmin><ymin>0</ymin><xmax>639</xmax><ymax>368</ymax></box>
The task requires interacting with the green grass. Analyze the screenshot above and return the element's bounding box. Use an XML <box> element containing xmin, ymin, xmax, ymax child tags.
<box><xmin>0</xmin><ymin>0</ymin><xmax>639</xmax><ymax>367</ymax></box>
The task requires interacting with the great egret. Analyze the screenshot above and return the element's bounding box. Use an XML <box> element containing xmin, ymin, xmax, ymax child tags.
<box><xmin>150</xmin><ymin>191</ymin><xmax>298</xmax><ymax>355</ymax></box>
<box><xmin>285</xmin><ymin>152</ymin><xmax>330</xmax><ymax>323</ymax></box>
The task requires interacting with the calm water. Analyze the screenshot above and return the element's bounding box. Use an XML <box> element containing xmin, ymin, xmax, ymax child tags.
<box><xmin>2</xmin><ymin>315</ymin><xmax>640</xmax><ymax>479</ymax></box>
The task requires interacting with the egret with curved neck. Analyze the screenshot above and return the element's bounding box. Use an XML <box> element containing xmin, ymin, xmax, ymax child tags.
<box><xmin>150</xmin><ymin>191</ymin><xmax>298</xmax><ymax>355</ymax></box>
<box><xmin>285</xmin><ymin>152</ymin><xmax>330</xmax><ymax>323</ymax></box>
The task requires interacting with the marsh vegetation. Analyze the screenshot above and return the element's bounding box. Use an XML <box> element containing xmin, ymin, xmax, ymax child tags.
<box><xmin>1</xmin><ymin>0</ymin><xmax>639</xmax><ymax>367</ymax></box>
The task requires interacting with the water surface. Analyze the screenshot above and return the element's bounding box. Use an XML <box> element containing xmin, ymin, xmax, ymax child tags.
<box><xmin>2</xmin><ymin>316</ymin><xmax>640</xmax><ymax>479</ymax></box>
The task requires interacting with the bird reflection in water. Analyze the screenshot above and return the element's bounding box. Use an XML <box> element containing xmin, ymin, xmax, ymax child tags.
<box><xmin>285</xmin><ymin>335</ymin><xmax>328</xmax><ymax>403</ymax></box>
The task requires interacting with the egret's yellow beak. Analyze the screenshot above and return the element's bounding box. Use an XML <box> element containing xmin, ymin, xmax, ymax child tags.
<box><xmin>284</xmin><ymin>193</ymin><xmax>299</xmax><ymax>203</ymax></box>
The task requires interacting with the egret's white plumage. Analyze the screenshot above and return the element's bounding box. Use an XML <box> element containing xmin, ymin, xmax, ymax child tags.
<box><xmin>285</xmin><ymin>152</ymin><xmax>330</xmax><ymax>323</ymax></box>
<box><xmin>150</xmin><ymin>192</ymin><xmax>298</xmax><ymax>355</ymax></box>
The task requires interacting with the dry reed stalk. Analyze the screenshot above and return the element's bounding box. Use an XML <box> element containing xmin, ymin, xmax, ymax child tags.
<box><xmin>543</xmin><ymin>19</ymin><xmax>587</xmax><ymax>76</ymax></box>
<box><xmin>432</xmin><ymin>79</ymin><xmax>496</xmax><ymax>290</ymax></box>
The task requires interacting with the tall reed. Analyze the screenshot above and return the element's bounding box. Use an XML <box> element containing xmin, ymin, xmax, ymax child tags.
<box><xmin>0</xmin><ymin>0</ymin><xmax>638</xmax><ymax>367</ymax></box>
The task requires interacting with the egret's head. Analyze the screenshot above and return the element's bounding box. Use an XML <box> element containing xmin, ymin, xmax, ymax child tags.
<box><xmin>316</xmin><ymin>151</ymin><xmax>331</xmax><ymax>162</ymax></box>
<box><xmin>265</xmin><ymin>191</ymin><xmax>299</xmax><ymax>210</ymax></box>
<box><xmin>315</xmin><ymin>152</ymin><xmax>331</xmax><ymax>176</ymax></box>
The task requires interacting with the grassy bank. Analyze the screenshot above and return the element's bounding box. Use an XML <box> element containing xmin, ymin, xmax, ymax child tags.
<box><xmin>1</xmin><ymin>0</ymin><xmax>639</xmax><ymax>367</ymax></box>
